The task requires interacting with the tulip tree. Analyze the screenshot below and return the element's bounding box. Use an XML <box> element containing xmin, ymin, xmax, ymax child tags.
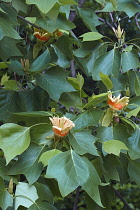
<box><xmin>0</xmin><ymin>0</ymin><xmax>140</xmax><ymax>209</ymax></box>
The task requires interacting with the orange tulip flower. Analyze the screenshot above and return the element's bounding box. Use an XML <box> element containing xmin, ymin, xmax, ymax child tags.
<box><xmin>107</xmin><ymin>92</ymin><xmax>129</xmax><ymax>111</ymax></box>
<box><xmin>33</xmin><ymin>28</ymin><xmax>51</xmax><ymax>42</ymax></box>
<box><xmin>49</xmin><ymin>116</ymin><xmax>75</xmax><ymax>137</ymax></box>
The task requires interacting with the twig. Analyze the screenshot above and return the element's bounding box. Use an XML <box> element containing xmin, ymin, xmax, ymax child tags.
<box><xmin>114</xmin><ymin>188</ymin><xmax>132</xmax><ymax>210</ymax></box>
<box><xmin>73</xmin><ymin>186</ymin><xmax>80</xmax><ymax>210</ymax></box>
<box><xmin>135</xmin><ymin>12</ymin><xmax>140</xmax><ymax>29</ymax></box>
<box><xmin>70</xmin><ymin>60</ymin><xmax>76</xmax><ymax>78</ymax></box>
<box><xmin>120</xmin><ymin>16</ymin><xmax>129</xmax><ymax>21</ymax></box>
<box><xmin>17</xmin><ymin>15</ymin><xmax>41</xmax><ymax>29</ymax></box>
<box><xmin>109</xmin><ymin>12</ymin><xmax>117</xmax><ymax>28</ymax></box>
<box><xmin>98</xmin><ymin>17</ymin><xmax>113</xmax><ymax>29</ymax></box>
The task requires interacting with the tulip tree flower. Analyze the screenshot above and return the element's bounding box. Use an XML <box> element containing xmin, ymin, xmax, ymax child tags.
<box><xmin>107</xmin><ymin>92</ymin><xmax>129</xmax><ymax>111</ymax></box>
<box><xmin>49</xmin><ymin>116</ymin><xmax>75</xmax><ymax>137</ymax></box>
<box><xmin>33</xmin><ymin>28</ymin><xmax>51</xmax><ymax>42</ymax></box>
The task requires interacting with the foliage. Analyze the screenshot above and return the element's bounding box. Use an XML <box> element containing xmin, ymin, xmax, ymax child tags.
<box><xmin>0</xmin><ymin>0</ymin><xmax>140</xmax><ymax>209</ymax></box>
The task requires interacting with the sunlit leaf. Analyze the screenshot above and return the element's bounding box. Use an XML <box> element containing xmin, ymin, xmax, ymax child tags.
<box><xmin>102</xmin><ymin>140</ymin><xmax>128</xmax><ymax>156</ymax></box>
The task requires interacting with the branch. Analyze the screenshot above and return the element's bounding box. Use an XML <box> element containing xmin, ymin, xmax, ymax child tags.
<box><xmin>70</xmin><ymin>60</ymin><xmax>76</xmax><ymax>78</ymax></box>
<box><xmin>73</xmin><ymin>186</ymin><xmax>80</xmax><ymax>210</ymax></box>
<box><xmin>109</xmin><ymin>12</ymin><xmax>117</xmax><ymax>28</ymax></box>
<box><xmin>69</xmin><ymin>0</ymin><xmax>86</xmax><ymax>22</ymax></box>
<box><xmin>135</xmin><ymin>12</ymin><xmax>140</xmax><ymax>29</ymax></box>
<box><xmin>17</xmin><ymin>15</ymin><xmax>41</xmax><ymax>29</ymax></box>
<box><xmin>98</xmin><ymin>17</ymin><xmax>113</xmax><ymax>29</ymax></box>
<box><xmin>114</xmin><ymin>188</ymin><xmax>132</xmax><ymax>210</ymax></box>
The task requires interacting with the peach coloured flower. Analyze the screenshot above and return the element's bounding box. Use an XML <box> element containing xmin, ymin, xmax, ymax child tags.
<box><xmin>107</xmin><ymin>92</ymin><xmax>129</xmax><ymax>111</ymax></box>
<box><xmin>33</xmin><ymin>28</ymin><xmax>51</xmax><ymax>42</ymax></box>
<box><xmin>49</xmin><ymin>116</ymin><xmax>75</xmax><ymax>137</ymax></box>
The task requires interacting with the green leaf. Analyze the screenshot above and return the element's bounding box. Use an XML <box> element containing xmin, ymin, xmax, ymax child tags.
<box><xmin>1</xmin><ymin>73</ymin><xmax>10</xmax><ymax>86</ymax></box>
<box><xmin>126</xmin><ymin>107</ymin><xmax>140</xmax><ymax>118</ymax></box>
<box><xmin>59</xmin><ymin>0</ymin><xmax>78</xmax><ymax>5</ymax></box>
<box><xmin>35</xmin><ymin>182</ymin><xmax>54</xmax><ymax>204</ymax></box>
<box><xmin>46</xmin><ymin>150</ymin><xmax>89</xmax><ymax>196</ymax></box>
<box><xmin>39</xmin><ymin>149</ymin><xmax>62</xmax><ymax>166</ymax></box>
<box><xmin>134</xmin><ymin>73</ymin><xmax>140</xmax><ymax>96</ymax></box>
<box><xmin>26</xmin><ymin>0</ymin><xmax>57</xmax><ymax>14</ymax></box>
<box><xmin>103</xmin><ymin>155</ymin><xmax>120</xmax><ymax>182</ymax></box>
<box><xmin>0</xmin><ymin>62</ymin><xmax>10</xmax><ymax>69</ymax></box>
<box><xmin>99</xmin><ymin>72</ymin><xmax>113</xmax><ymax>90</ymax></box>
<box><xmin>15</xmin><ymin>111</ymin><xmax>52</xmax><ymax>117</ymax></box>
<box><xmin>80</xmin><ymin>32</ymin><xmax>103</xmax><ymax>41</ymax></box>
<box><xmin>0</xmin><ymin>159</ymin><xmax>17</xmax><ymax>181</ymax></box>
<box><xmin>0</xmin><ymin>177</ymin><xmax>13</xmax><ymax>209</ymax></box>
<box><xmin>46</xmin><ymin>3</ymin><xmax>60</xmax><ymax>21</ymax></box>
<box><xmin>3</xmin><ymin>80</ymin><xmax>19</xmax><ymax>90</ymax></box>
<box><xmin>92</xmin><ymin>48</ymin><xmax>121</xmax><ymax>80</ymax></box>
<box><xmin>81</xmin><ymin>158</ymin><xmax>103</xmax><ymax>207</ymax></box>
<box><xmin>33</xmin><ymin>41</ymin><xmax>43</xmax><ymax>59</ymax></box>
<box><xmin>67</xmin><ymin>74</ymin><xmax>86</xmax><ymax>92</ymax></box>
<box><xmin>0</xmin><ymin>37</ymin><xmax>22</xmax><ymax>61</ymax></box>
<box><xmin>68</xmin><ymin>130</ymin><xmax>99</xmax><ymax>156</ymax></box>
<box><xmin>102</xmin><ymin>108</ymin><xmax>113</xmax><ymax>127</ymax></box>
<box><xmin>0</xmin><ymin>123</ymin><xmax>30</xmax><ymax>164</ymax></box>
<box><xmin>8</xmin><ymin>59</ymin><xmax>25</xmax><ymax>76</ymax></box>
<box><xmin>30</xmin><ymin>124</ymin><xmax>53</xmax><ymax>145</ymax></box>
<box><xmin>84</xmin><ymin>92</ymin><xmax>108</xmax><ymax>109</ymax></box>
<box><xmin>124</xmin><ymin>45</ymin><xmax>133</xmax><ymax>52</ymax></box>
<box><xmin>0</xmin><ymin>15</ymin><xmax>21</xmax><ymax>40</ymax></box>
<box><xmin>28</xmin><ymin>201</ymin><xmax>57</xmax><ymax>210</ymax></box>
<box><xmin>95</xmin><ymin>0</ymin><xmax>105</xmax><ymax>6</ymax></box>
<box><xmin>0</xmin><ymin>88</ymin><xmax>49</xmax><ymax>122</ymax></box>
<box><xmin>36</xmin><ymin>67</ymin><xmax>75</xmax><ymax>101</ymax></box>
<box><xmin>29</xmin><ymin>49</ymin><xmax>50</xmax><ymax>72</ymax></box>
<box><xmin>102</xmin><ymin>0</ymin><xmax>140</xmax><ymax>18</ymax></box>
<box><xmin>127</xmin><ymin>127</ymin><xmax>140</xmax><ymax>160</ymax></box>
<box><xmin>77</xmin><ymin>8</ymin><xmax>101</xmax><ymax>32</ymax></box>
<box><xmin>0</xmin><ymin>89</ymin><xmax>16</xmax><ymax>121</ymax></box>
<box><xmin>121</xmin><ymin>50</ymin><xmax>140</xmax><ymax>72</ymax></box>
<box><xmin>14</xmin><ymin>182</ymin><xmax>38</xmax><ymax>209</ymax></box>
<box><xmin>52</xmin><ymin>35</ymin><xmax>72</xmax><ymax>68</ymax></box>
<box><xmin>46</xmin><ymin>150</ymin><xmax>103</xmax><ymax>206</ymax></box>
<box><xmin>128</xmin><ymin>159</ymin><xmax>140</xmax><ymax>186</ymax></box>
<box><xmin>12</xmin><ymin>0</ymin><xmax>28</xmax><ymax>13</ymax></box>
<box><xmin>111</xmin><ymin>74</ymin><xmax>127</xmax><ymax>93</ymax></box>
<box><xmin>2</xmin><ymin>0</ymin><xmax>12</xmax><ymax>2</ymax></box>
<box><xmin>59</xmin><ymin>91</ymin><xmax>83</xmax><ymax>109</ymax></box>
<box><xmin>86</xmin><ymin>43</ymin><xmax>107</xmax><ymax>76</ymax></box>
<box><xmin>97</xmin><ymin>124</ymin><xmax>130</xmax><ymax>143</ymax></box>
<box><xmin>77</xmin><ymin>73</ymin><xmax>84</xmax><ymax>89</ymax></box>
<box><xmin>36</xmin><ymin>13</ymin><xmax>75</xmax><ymax>33</ymax></box>
<box><xmin>110</xmin><ymin>0</ymin><xmax>117</xmax><ymax>9</ymax></box>
<box><xmin>8</xmin><ymin>143</ymin><xmax>44</xmax><ymax>185</ymax></box>
<box><xmin>74</xmin><ymin>109</ymin><xmax>103</xmax><ymax>130</ymax></box>
<box><xmin>102</xmin><ymin>140</ymin><xmax>128</xmax><ymax>156</ymax></box>
<box><xmin>86</xmin><ymin>185</ymin><xmax>114</xmax><ymax>210</ymax></box>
